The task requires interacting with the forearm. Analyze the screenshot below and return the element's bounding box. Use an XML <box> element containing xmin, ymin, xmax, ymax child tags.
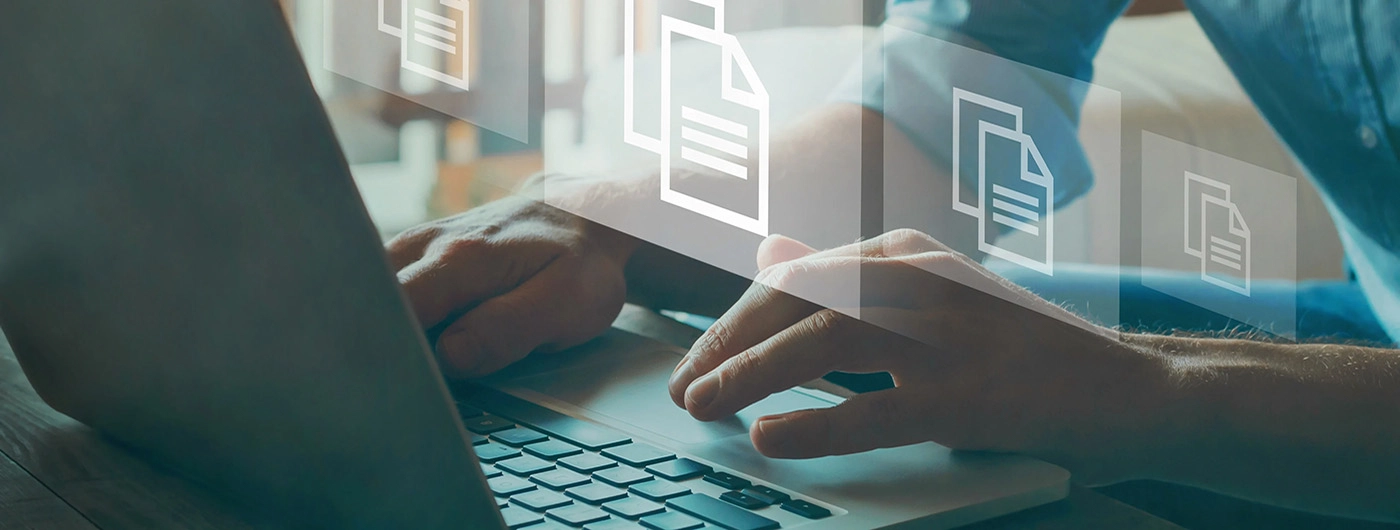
<box><xmin>1128</xmin><ymin>334</ymin><xmax>1400</xmax><ymax>521</ymax></box>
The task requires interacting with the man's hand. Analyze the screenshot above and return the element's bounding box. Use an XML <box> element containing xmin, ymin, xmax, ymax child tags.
<box><xmin>387</xmin><ymin>194</ymin><xmax>639</xmax><ymax>378</ymax></box>
<box><xmin>668</xmin><ymin>230</ymin><xmax>1170</xmax><ymax>483</ymax></box>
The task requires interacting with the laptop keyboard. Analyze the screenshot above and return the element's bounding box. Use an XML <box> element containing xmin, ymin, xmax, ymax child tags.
<box><xmin>454</xmin><ymin>387</ymin><xmax>835</xmax><ymax>529</ymax></box>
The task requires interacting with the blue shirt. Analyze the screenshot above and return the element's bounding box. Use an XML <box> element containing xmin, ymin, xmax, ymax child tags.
<box><xmin>840</xmin><ymin>0</ymin><xmax>1400</xmax><ymax>341</ymax></box>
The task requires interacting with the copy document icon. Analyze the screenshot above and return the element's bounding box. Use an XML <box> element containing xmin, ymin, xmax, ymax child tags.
<box><xmin>625</xmin><ymin>0</ymin><xmax>771</xmax><ymax>236</ymax></box>
<box><xmin>952</xmin><ymin>88</ymin><xmax>1055</xmax><ymax>276</ymax></box>
<box><xmin>1184</xmin><ymin>172</ymin><xmax>1252</xmax><ymax>296</ymax></box>
<box><xmin>379</xmin><ymin>0</ymin><xmax>471</xmax><ymax>91</ymax></box>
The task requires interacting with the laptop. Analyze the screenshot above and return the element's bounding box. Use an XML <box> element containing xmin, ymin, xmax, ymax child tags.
<box><xmin>0</xmin><ymin>1</ymin><xmax>1068</xmax><ymax>528</ymax></box>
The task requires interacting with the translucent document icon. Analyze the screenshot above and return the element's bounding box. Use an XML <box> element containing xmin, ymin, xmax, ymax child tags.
<box><xmin>1185</xmin><ymin>172</ymin><xmax>1252</xmax><ymax>296</ymax></box>
<box><xmin>379</xmin><ymin>0</ymin><xmax>471</xmax><ymax>91</ymax></box>
<box><xmin>625</xmin><ymin>0</ymin><xmax>771</xmax><ymax>236</ymax></box>
<box><xmin>952</xmin><ymin>88</ymin><xmax>1055</xmax><ymax>276</ymax></box>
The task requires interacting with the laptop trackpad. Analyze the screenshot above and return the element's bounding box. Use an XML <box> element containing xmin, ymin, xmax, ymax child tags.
<box><xmin>502</xmin><ymin>349</ymin><xmax>840</xmax><ymax>447</ymax></box>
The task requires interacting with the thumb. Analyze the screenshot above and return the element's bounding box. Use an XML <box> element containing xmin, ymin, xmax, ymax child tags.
<box><xmin>757</xmin><ymin>234</ymin><xmax>818</xmax><ymax>270</ymax></box>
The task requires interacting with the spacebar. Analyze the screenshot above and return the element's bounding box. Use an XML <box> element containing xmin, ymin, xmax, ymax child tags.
<box><xmin>466</xmin><ymin>387</ymin><xmax>631</xmax><ymax>451</ymax></box>
<box><xmin>668</xmin><ymin>493</ymin><xmax>780</xmax><ymax>530</ymax></box>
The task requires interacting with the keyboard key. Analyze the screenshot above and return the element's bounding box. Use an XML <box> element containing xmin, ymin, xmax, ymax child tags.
<box><xmin>464</xmin><ymin>414</ymin><xmax>517</xmax><ymax>435</ymax></box>
<box><xmin>497</xmin><ymin>497</ymin><xmax>509</xmax><ymax>509</ymax></box>
<box><xmin>498</xmin><ymin>455</ymin><xmax>555</xmax><ymax>476</ymax></box>
<box><xmin>493</xmin><ymin>427</ymin><xmax>550</xmax><ymax>447</ymax></box>
<box><xmin>525</xmin><ymin>440</ymin><xmax>584</xmax><ymax>460</ymax></box>
<box><xmin>593</xmin><ymin>466</ymin><xmax>655</xmax><ymax>487</ymax></box>
<box><xmin>480</xmin><ymin>463</ymin><xmax>502</xmax><ymax>479</ymax></box>
<box><xmin>741</xmin><ymin>486</ymin><xmax>790</xmax><ymax>506</ymax></box>
<box><xmin>488</xmin><ymin>475</ymin><xmax>537</xmax><ymax>497</ymax></box>
<box><xmin>667</xmin><ymin>493</ymin><xmax>780</xmax><ymax>530</ymax></box>
<box><xmin>781</xmin><ymin>499</ymin><xmax>832</xmax><ymax>519</ymax></box>
<box><xmin>603</xmin><ymin>443</ymin><xmax>676</xmax><ymax>467</ymax></box>
<box><xmin>566</xmin><ymin>483</ymin><xmax>628</xmax><ymax>505</ymax></box>
<box><xmin>475</xmin><ymin>443</ymin><xmax>523</xmax><ymax>463</ymax></box>
<box><xmin>559</xmin><ymin>453</ymin><xmax>618</xmax><ymax>474</ymax></box>
<box><xmin>500</xmin><ymin>506</ymin><xmax>545</xmax><ymax>529</ymax></box>
<box><xmin>645</xmin><ymin>458</ymin><xmax>711</xmax><ymax>481</ymax></box>
<box><xmin>547</xmin><ymin>504</ymin><xmax>611</xmax><ymax>527</ymax></box>
<box><xmin>639</xmin><ymin>511</ymin><xmax>705</xmax><ymax>530</ymax></box>
<box><xmin>473</xmin><ymin>388</ymin><xmax>632</xmax><ymax>450</ymax></box>
<box><xmin>471</xmin><ymin>433</ymin><xmax>489</xmax><ymax>446</ymax></box>
<box><xmin>533</xmin><ymin>523</ymin><xmax>577</xmax><ymax>530</ymax></box>
<box><xmin>602</xmin><ymin>497</ymin><xmax>665</xmax><ymax>519</ymax></box>
<box><xmin>512</xmin><ymin>489</ymin><xmax>574</xmax><ymax>512</ymax></box>
<box><xmin>629</xmin><ymin>480</ymin><xmax>690</xmax><ymax>502</ymax></box>
<box><xmin>585</xmin><ymin>520</ymin><xmax>643</xmax><ymax>530</ymax></box>
<box><xmin>531</xmin><ymin>469</ymin><xmax>592</xmax><ymax>491</ymax></box>
<box><xmin>719</xmin><ymin>491</ymin><xmax>767</xmax><ymax>510</ymax></box>
<box><xmin>704</xmin><ymin>472</ymin><xmax>751</xmax><ymax>491</ymax></box>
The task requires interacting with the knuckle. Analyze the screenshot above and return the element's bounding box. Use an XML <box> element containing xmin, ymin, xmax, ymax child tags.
<box><xmin>437</xmin><ymin>236</ymin><xmax>493</xmax><ymax>261</ymax></box>
<box><xmin>926</xmin><ymin>251</ymin><xmax>963</xmax><ymax>266</ymax></box>
<box><xmin>806</xmin><ymin>309</ymin><xmax>850</xmax><ymax>339</ymax></box>
<box><xmin>386</xmin><ymin>225</ymin><xmax>438</xmax><ymax>253</ymax></box>
<box><xmin>915</xmin><ymin>250</ymin><xmax>974</xmax><ymax>277</ymax></box>
<box><xmin>756</xmin><ymin>261</ymin><xmax>805</xmax><ymax>293</ymax></box>
<box><xmin>720</xmin><ymin>349</ymin><xmax>762</xmax><ymax>383</ymax></box>
<box><xmin>883</xmin><ymin>228</ymin><xmax>936</xmax><ymax>255</ymax></box>
<box><xmin>694</xmin><ymin>318</ymin><xmax>736</xmax><ymax>359</ymax></box>
<box><xmin>392</xmin><ymin>225</ymin><xmax>437</xmax><ymax>244</ymax></box>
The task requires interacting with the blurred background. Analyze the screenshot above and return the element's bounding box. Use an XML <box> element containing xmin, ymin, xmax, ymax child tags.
<box><xmin>276</xmin><ymin>0</ymin><xmax>1342</xmax><ymax>282</ymax></box>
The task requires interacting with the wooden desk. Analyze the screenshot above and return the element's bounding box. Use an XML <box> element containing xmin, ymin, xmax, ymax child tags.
<box><xmin>0</xmin><ymin>307</ymin><xmax>1179</xmax><ymax>529</ymax></box>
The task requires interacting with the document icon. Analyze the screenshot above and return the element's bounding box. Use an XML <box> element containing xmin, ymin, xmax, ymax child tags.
<box><xmin>625</xmin><ymin>0</ymin><xmax>771</xmax><ymax>236</ymax></box>
<box><xmin>378</xmin><ymin>0</ymin><xmax>471</xmax><ymax>91</ymax></box>
<box><xmin>1185</xmin><ymin>172</ymin><xmax>1252</xmax><ymax>296</ymax></box>
<box><xmin>952</xmin><ymin>88</ymin><xmax>1055</xmax><ymax>276</ymax></box>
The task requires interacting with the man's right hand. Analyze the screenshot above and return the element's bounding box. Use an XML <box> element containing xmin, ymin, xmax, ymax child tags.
<box><xmin>386</xmin><ymin>193</ymin><xmax>640</xmax><ymax>378</ymax></box>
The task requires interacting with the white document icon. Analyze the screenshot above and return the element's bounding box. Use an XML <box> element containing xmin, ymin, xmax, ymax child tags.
<box><xmin>378</xmin><ymin>0</ymin><xmax>471</xmax><ymax>91</ymax></box>
<box><xmin>952</xmin><ymin>88</ymin><xmax>1055</xmax><ymax>276</ymax></box>
<box><xmin>1185</xmin><ymin>172</ymin><xmax>1252</xmax><ymax>296</ymax></box>
<box><xmin>625</xmin><ymin>0</ymin><xmax>771</xmax><ymax>236</ymax></box>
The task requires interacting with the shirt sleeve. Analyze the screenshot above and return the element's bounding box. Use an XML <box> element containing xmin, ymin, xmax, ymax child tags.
<box><xmin>832</xmin><ymin>0</ymin><xmax>1133</xmax><ymax>210</ymax></box>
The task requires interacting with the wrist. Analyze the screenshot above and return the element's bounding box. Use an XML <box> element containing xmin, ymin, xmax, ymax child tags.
<box><xmin>1110</xmin><ymin>334</ymin><xmax>1225</xmax><ymax>483</ymax></box>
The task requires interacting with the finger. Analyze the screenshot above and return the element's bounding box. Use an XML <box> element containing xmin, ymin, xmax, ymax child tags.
<box><xmin>745</xmin><ymin>256</ymin><xmax>998</xmax><ymax>353</ymax></box>
<box><xmin>749</xmin><ymin>389</ymin><xmax>932</xmax><ymax>459</ymax></box>
<box><xmin>814</xmin><ymin>251</ymin><xmax>1001</xmax><ymax>310</ymax></box>
<box><xmin>683</xmin><ymin>309</ymin><xmax>916</xmax><ymax>421</ymax></box>
<box><xmin>397</xmin><ymin>238</ymin><xmax>561</xmax><ymax>328</ymax></box>
<box><xmin>802</xmin><ymin>228</ymin><xmax>951</xmax><ymax>261</ymax></box>
<box><xmin>385</xmin><ymin>224</ymin><xmax>440</xmax><ymax>271</ymax></box>
<box><xmin>435</xmin><ymin>257</ymin><xmax>621</xmax><ymax>377</ymax></box>
<box><xmin>668</xmin><ymin>258</ymin><xmax>849</xmax><ymax>408</ymax></box>
<box><xmin>756</xmin><ymin>234</ymin><xmax>818</xmax><ymax>270</ymax></box>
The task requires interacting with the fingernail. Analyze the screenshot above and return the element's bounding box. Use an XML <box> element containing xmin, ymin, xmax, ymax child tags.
<box><xmin>685</xmin><ymin>372</ymin><xmax>721</xmax><ymax>412</ymax></box>
<box><xmin>669</xmin><ymin>356</ymin><xmax>695</xmax><ymax>387</ymax></box>
<box><xmin>756</xmin><ymin>416</ymin><xmax>788</xmax><ymax>433</ymax></box>
<box><xmin>754</xmin><ymin>416</ymin><xmax>793</xmax><ymax>454</ymax></box>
